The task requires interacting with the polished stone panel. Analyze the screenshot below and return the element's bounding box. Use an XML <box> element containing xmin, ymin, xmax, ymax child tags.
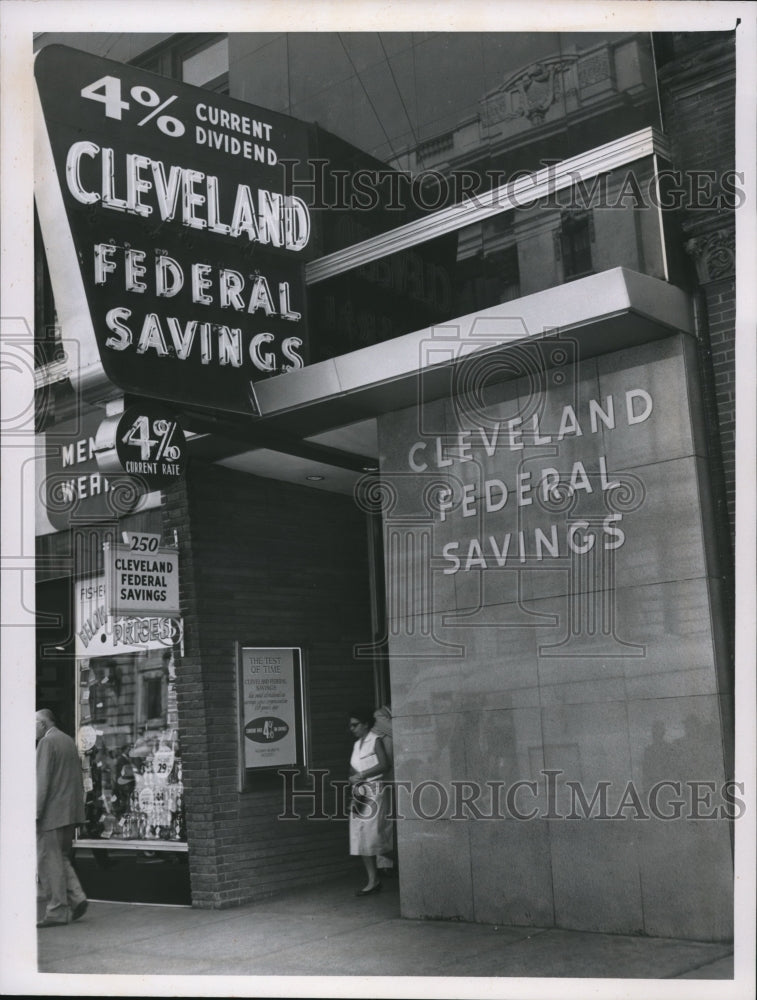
<box><xmin>469</xmin><ymin>818</ymin><xmax>555</xmax><ymax>927</ymax></box>
<box><xmin>539</xmin><ymin>673</ymin><xmax>628</xmax><ymax>706</ymax></box>
<box><xmin>638</xmin><ymin>814</ymin><xmax>733</xmax><ymax>941</ymax></box>
<box><xmin>625</xmin><ymin>696</ymin><xmax>732</xmax><ymax>940</ymax></box>
<box><xmin>525</xmin><ymin>579</ymin><xmax>720</xmax><ymax>701</ymax></box>
<box><xmin>718</xmin><ymin>691</ymin><xmax>735</xmax><ymax>788</ymax></box>
<box><xmin>609</xmin><ymin>455</ymin><xmax>709</xmax><ymax>587</ymax></box>
<box><xmin>392</xmin><ymin>577</ymin><xmax>720</xmax><ymax>711</ymax></box>
<box><xmin>540</xmin><ymin>701</ymin><xmax>634</xmax><ymax>814</ymax></box>
<box><xmin>441</xmin><ymin>372</ymin><xmax>542</xmax><ymax>493</ymax></box>
<box><xmin>516</xmin><ymin>356</ymin><xmax>603</xmax><ymax>461</ymax></box>
<box><xmin>390</xmin><ymin>618</ymin><xmax>542</xmax><ymax>713</ymax></box>
<box><xmin>626</xmin><ymin>695</ymin><xmax>727</xmax><ymax>799</ymax></box>
<box><xmin>548</xmin><ymin>819</ymin><xmax>644</xmax><ymax>934</ymax></box>
<box><xmin>694</xmin><ymin>449</ymin><xmax>725</xmax><ymax>581</ymax></box>
<box><xmin>508</xmin><ymin>455</ymin><xmax>710</xmax><ymax>601</ymax></box>
<box><xmin>596</xmin><ymin>334</ymin><xmax>705</xmax><ymax>467</ymax></box>
<box><xmin>398</xmin><ymin>819</ymin><xmax>475</xmax><ymax>921</ymax></box>
<box><xmin>619</xmin><ymin>579</ymin><xmax>719</xmax><ymax>699</ymax></box>
<box><xmin>388</xmin><ymin>652</ymin><xmax>466</xmax><ymax>718</ymax></box>
<box><xmin>453</xmin><ymin>628</ymin><xmax>542</xmax><ymax>712</ymax></box>
<box><xmin>378</xmin><ymin>403</ymin><xmax>432</xmax><ymax>473</ymax></box>
<box><xmin>451</xmin><ymin>565</ymin><xmax>538</xmax><ymax>619</ymax></box>
<box><xmin>461</xmin><ymin>707</ymin><xmax>546</xmax><ymax>797</ymax></box>
<box><xmin>527</xmin><ymin>588</ymin><xmax>650</xmax><ymax>667</ymax></box>
<box><xmin>382</xmin><ymin>522</ymin><xmax>459</xmax><ymax>618</ymax></box>
<box><xmin>392</xmin><ymin>711</ymin><xmax>469</xmax><ymax>821</ymax></box>
<box><xmin>427</xmin><ymin>456</ymin><xmax>712</xmax><ymax>608</ymax></box>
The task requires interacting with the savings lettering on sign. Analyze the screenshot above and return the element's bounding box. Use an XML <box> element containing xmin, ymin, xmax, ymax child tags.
<box><xmin>105</xmin><ymin>542</ymin><xmax>180</xmax><ymax>618</ymax></box>
<box><xmin>34</xmin><ymin>45</ymin><xmax>312</xmax><ymax>416</ymax></box>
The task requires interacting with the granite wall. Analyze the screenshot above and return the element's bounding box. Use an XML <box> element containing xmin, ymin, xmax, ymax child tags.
<box><xmin>377</xmin><ymin>331</ymin><xmax>733</xmax><ymax>940</ymax></box>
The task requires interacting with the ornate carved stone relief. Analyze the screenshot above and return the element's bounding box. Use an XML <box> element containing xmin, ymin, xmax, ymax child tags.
<box><xmin>684</xmin><ymin>224</ymin><xmax>735</xmax><ymax>283</ymax></box>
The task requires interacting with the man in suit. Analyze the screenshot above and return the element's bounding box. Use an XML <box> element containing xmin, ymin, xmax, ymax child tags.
<box><xmin>36</xmin><ymin>708</ymin><xmax>88</xmax><ymax>927</ymax></box>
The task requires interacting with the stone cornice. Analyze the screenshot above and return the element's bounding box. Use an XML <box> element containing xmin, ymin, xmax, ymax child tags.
<box><xmin>306</xmin><ymin>127</ymin><xmax>670</xmax><ymax>286</ymax></box>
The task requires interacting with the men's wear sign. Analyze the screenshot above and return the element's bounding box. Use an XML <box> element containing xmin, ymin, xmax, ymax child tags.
<box><xmin>44</xmin><ymin>406</ymin><xmax>146</xmax><ymax>529</ymax></box>
<box><xmin>35</xmin><ymin>45</ymin><xmax>311</xmax><ymax>415</ymax></box>
<box><xmin>238</xmin><ymin>647</ymin><xmax>303</xmax><ymax>772</ymax></box>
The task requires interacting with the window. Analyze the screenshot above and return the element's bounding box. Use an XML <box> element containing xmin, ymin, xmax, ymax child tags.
<box><xmin>182</xmin><ymin>37</ymin><xmax>229</xmax><ymax>90</ymax></box>
<box><xmin>133</xmin><ymin>34</ymin><xmax>229</xmax><ymax>93</ymax></box>
<box><xmin>76</xmin><ymin>635</ymin><xmax>185</xmax><ymax>845</ymax></box>
<box><xmin>454</xmin><ymin>243</ymin><xmax>520</xmax><ymax>315</ymax></box>
<box><xmin>557</xmin><ymin>212</ymin><xmax>594</xmax><ymax>280</ymax></box>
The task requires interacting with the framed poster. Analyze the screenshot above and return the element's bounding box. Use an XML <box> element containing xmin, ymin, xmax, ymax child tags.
<box><xmin>236</xmin><ymin>645</ymin><xmax>306</xmax><ymax>787</ymax></box>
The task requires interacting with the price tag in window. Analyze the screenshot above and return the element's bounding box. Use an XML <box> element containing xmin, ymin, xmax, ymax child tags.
<box><xmin>153</xmin><ymin>745</ymin><xmax>175</xmax><ymax>778</ymax></box>
<box><xmin>138</xmin><ymin>787</ymin><xmax>155</xmax><ymax>811</ymax></box>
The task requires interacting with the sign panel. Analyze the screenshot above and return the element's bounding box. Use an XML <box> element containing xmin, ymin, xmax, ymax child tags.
<box><xmin>43</xmin><ymin>407</ymin><xmax>146</xmax><ymax>529</ymax></box>
<box><xmin>35</xmin><ymin>44</ymin><xmax>311</xmax><ymax>415</ymax></box>
<box><xmin>75</xmin><ymin>575</ymin><xmax>183</xmax><ymax>657</ymax></box>
<box><xmin>105</xmin><ymin>541</ymin><xmax>180</xmax><ymax>617</ymax></box>
<box><xmin>94</xmin><ymin>402</ymin><xmax>188</xmax><ymax>486</ymax></box>
<box><xmin>237</xmin><ymin>646</ymin><xmax>304</xmax><ymax>774</ymax></box>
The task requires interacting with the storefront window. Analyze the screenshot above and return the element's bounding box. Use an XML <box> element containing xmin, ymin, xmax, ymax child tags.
<box><xmin>74</xmin><ymin>577</ymin><xmax>185</xmax><ymax>846</ymax></box>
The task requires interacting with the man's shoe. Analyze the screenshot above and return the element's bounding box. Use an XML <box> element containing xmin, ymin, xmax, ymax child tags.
<box><xmin>72</xmin><ymin>900</ymin><xmax>88</xmax><ymax>921</ymax></box>
<box><xmin>37</xmin><ymin>918</ymin><xmax>67</xmax><ymax>928</ymax></box>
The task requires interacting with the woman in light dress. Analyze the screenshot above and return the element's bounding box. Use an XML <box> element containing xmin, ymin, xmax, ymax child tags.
<box><xmin>347</xmin><ymin>707</ymin><xmax>392</xmax><ymax>896</ymax></box>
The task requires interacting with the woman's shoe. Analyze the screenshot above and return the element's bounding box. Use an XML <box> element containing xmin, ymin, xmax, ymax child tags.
<box><xmin>355</xmin><ymin>881</ymin><xmax>382</xmax><ymax>896</ymax></box>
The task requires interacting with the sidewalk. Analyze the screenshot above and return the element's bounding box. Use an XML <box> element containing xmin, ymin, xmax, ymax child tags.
<box><xmin>37</xmin><ymin>874</ymin><xmax>734</xmax><ymax>981</ymax></box>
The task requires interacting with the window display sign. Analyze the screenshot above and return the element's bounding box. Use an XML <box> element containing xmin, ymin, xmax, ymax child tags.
<box><xmin>75</xmin><ymin>574</ymin><xmax>182</xmax><ymax>657</ymax></box>
<box><xmin>104</xmin><ymin>540</ymin><xmax>180</xmax><ymax>618</ymax></box>
<box><xmin>237</xmin><ymin>646</ymin><xmax>305</xmax><ymax>782</ymax></box>
<box><xmin>34</xmin><ymin>44</ymin><xmax>311</xmax><ymax>415</ymax></box>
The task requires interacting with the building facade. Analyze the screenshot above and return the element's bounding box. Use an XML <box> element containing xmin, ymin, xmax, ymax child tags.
<box><xmin>34</xmin><ymin>30</ymin><xmax>737</xmax><ymax>938</ymax></box>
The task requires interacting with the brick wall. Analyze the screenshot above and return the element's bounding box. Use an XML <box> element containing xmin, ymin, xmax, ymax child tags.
<box><xmin>162</xmin><ymin>462</ymin><xmax>376</xmax><ymax>907</ymax></box>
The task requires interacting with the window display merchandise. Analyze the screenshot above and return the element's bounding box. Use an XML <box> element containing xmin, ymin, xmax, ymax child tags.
<box><xmin>76</xmin><ymin>647</ymin><xmax>185</xmax><ymax>845</ymax></box>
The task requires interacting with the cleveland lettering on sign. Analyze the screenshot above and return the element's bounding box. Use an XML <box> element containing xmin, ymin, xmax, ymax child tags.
<box><xmin>105</xmin><ymin>542</ymin><xmax>180</xmax><ymax>617</ymax></box>
<box><xmin>35</xmin><ymin>45</ymin><xmax>312</xmax><ymax>415</ymax></box>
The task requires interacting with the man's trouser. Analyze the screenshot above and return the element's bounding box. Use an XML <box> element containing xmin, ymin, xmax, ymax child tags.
<box><xmin>37</xmin><ymin>824</ymin><xmax>86</xmax><ymax>923</ymax></box>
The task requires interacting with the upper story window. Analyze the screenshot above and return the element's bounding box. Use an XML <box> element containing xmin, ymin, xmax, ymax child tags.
<box><xmin>134</xmin><ymin>34</ymin><xmax>229</xmax><ymax>93</ymax></box>
<box><xmin>181</xmin><ymin>37</ymin><xmax>229</xmax><ymax>90</ymax></box>
<box><xmin>557</xmin><ymin>212</ymin><xmax>594</xmax><ymax>281</ymax></box>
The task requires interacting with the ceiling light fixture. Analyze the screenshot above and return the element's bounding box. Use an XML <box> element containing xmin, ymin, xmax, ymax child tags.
<box><xmin>306</xmin><ymin>474</ymin><xmax>325</xmax><ymax>481</ymax></box>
